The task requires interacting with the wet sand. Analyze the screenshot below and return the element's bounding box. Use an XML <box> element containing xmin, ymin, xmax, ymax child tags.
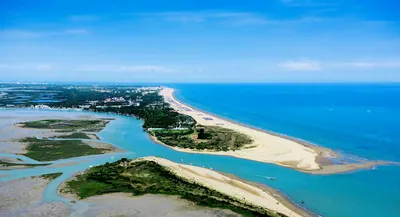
<box><xmin>0</xmin><ymin>176</ymin><xmax>70</xmax><ymax>217</ymax></box>
<box><xmin>74</xmin><ymin>193</ymin><xmax>241</xmax><ymax>217</ymax></box>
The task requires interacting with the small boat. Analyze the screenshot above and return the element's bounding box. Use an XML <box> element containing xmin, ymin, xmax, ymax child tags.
<box><xmin>266</xmin><ymin>176</ymin><xmax>276</xmax><ymax>180</ymax></box>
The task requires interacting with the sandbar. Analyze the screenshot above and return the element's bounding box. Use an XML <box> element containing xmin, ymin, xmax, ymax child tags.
<box><xmin>159</xmin><ymin>87</ymin><xmax>392</xmax><ymax>174</ymax></box>
<box><xmin>140</xmin><ymin>157</ymin><xmax>307</xmax><ymax>217</ymax></box>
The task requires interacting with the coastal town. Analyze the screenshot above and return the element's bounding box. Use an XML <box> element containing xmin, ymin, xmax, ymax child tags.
<box><xmin>0</xmin><ymin>84</ymin><xmax>161</xmax><ymax>110</ymax></box>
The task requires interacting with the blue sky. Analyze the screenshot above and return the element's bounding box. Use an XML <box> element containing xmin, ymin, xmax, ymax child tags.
<box><xmin>1</xmin><ymin>0</ymin><xmax>399</xmax><ymax>82</ymax></box>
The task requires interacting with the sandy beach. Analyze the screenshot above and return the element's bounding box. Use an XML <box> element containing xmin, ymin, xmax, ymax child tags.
<box><xmin>159</xmin><ymin>87</ymin><xmax>394</xmax><ymax>174</ymax></box>
<box><xmin>139</xmin><ymin>157</ymin><xmax>307</xmax><ymax>217</ymax></box>
<box><xmin>59</xmin><ymin>156</ymin><xmax>310</xmax><ymax>217</ymax></box>
<box><xmin>160</xmin><ymin>87</ymin><xmax>323</xmax><ymax>171</ymax></box>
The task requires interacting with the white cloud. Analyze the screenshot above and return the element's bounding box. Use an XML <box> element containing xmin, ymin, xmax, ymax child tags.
<box><xmin>0</xmin><ymin>28</ymin><xmax>89</xmax><ymax>38</ymax></box>
<box><xmin>63</xmin><ymin>28</ymin><xmax>89</xmax><ymax>35</ymax></box>
<box><xmin>281</xmin><ymin>0</ymin><xmax>338</xmax><ymax>7</ymax></box>
<box><xmin>338</xmin><ymin>61</ymin><xmax>400</xmax><ymax>68</ymax></box>
<box><xmin>279</xmin><ymin>60</ymin><xmax>322</xmax><ymax>71</ymax></box>
<box><xmin>68</xmin><ymin>15</ymin><xmax>99</xmax><ymax>22</ymax></box>
<box><xmin>36</xmin><ymin>64</ymin><xmax>53</xmax><ymax>71</ymax></box>
<box><xmin>129</xmin><ymin>11</ymin><xmax>270</xmax><ymax>25</ymax></box>
<box><xmin>76</xmin><ymin>65</ymin><xmax>176</xmax><ymax>73</ymax></box>
<box><xmin>0</xmin><ymin>64</ymin><xmax>55</xmax><ymax>71</ymax></box>
<box><xmin>0</xmin><ymin>30</ymin><xmax>41</xmax><ymax>38</ymax></box>
<box><xmin>278</xmin><ymin>59</ymin><xmax>400</xmax><ymax>71</ymax></box>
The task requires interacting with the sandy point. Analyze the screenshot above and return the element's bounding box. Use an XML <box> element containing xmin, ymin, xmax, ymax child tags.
<box><xmin>158</xmin><ymin>87</ymin><xmax>395</xmax><ymax>174</ymax></box>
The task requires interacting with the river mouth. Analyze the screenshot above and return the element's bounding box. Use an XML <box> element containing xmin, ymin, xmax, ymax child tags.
<box><xmin>1</xmin><ymin>108</ymin><xmax>400</xmax><ymax>217</ymax></box>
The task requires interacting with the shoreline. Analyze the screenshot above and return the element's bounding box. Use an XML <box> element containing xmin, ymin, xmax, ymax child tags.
<box><xmin>160</xmin><ymin>87</ymin><xmax>394</xmax><ymax>174</ymax></box>
<box><xmin>221</xmin><ymin>172</ymin><xmax>317</xmax><ymax>217</ymax></box>
<box><xmin>2</xmin><ymin>105</ymin><xmax>395</xmax><ymax>175</ymax></box>
<box><xmin>143</xmin><ymin>157</ymin><xmax>310</xmax><ymax>217</ymax></box>
<box><xmin>58</xmin><ymin>156</ymin><xmax>309</xmax><ymax>217</ymax></box>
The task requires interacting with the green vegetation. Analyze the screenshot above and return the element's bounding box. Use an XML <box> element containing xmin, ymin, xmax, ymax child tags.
<box><xmin>0</xmin><ymin>161</ymin><xmax>50</xmax><ymax>168</ymax></box>
<box><xmin>153</xmin><ymin>126</ymin><xmax>253</xmax><ymax>151</ymax></box>
<box><xmin>2</xmin><ymin>84</ymin><xmax>195</xmax><ymax>134</ymax></box>
<box><xmin>54</xmin><ymin>132</ymin><xmax>92</xmax><ymax>139</ymax></box>
<box><xmin>91</xmin><ymin>92</ymin><xmax>196</xmax><ymax>129</ymax></box>
<box><xmin>2</xmin><ymin>84</ymin><xmax>247</xmax><ymax>152</ymax></box>
<box><xmin>63</xmin><ymin>159</ymin><xmax>285</xmax><ymax>217</ymax></box>
<box><xmin>19</xmin><ymin>119</ymin><xmax>109</xmax><ymax>132</ymax></box>
<box><xmin>39</xmin><ymin>172</ymin><xmax>63</xmax><ymax>180</ymax></box>
<box><xmin>20</xmin><ymin>137</ymin><xmax>109</xmax><ymax>161</ymax></box>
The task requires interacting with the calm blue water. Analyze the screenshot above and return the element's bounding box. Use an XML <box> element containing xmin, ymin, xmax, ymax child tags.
<box><xmin>172</xmin><ymin>83</ymin><xmax>400</xmax><ymax>162</ymax></box>
<box><xmin>168</xmin><ymin>83</ymin><xmax>400</xmax><ymax>217</ymax></box>
<box><xmin>1</xmin><ymin>83</ymin><xmax>400</xmax><ymax>217</ymax></box>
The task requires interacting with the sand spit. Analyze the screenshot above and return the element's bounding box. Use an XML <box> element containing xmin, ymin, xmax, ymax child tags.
<box><xmin>160</xmin><ymin>87</ymin><xmax>321</xmax><ymax>171</ymax></box>
<box><xmin>84</xmin><ymin>140</ymin><xmax>124</xmax><ymax>153</ymax></box>
<box><xmin>59</xmin><ymin>157</ymin><xmax>306</xmax><ymax>217</ymax></box>
<box><xmin>140</xmin><ymin>157</ymin><xmax>305</xmax><ymax>217</ymax></box>
<box><xmin>159</xmin><ymin>87</ymin><xmax>394</xmax><ymax>174</ymax></box>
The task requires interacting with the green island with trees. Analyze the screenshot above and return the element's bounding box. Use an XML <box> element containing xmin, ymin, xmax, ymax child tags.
<box><xmin>151</xmin><ymin>125</ymin><xmax>253</xmax><ymax>151</ymax></box>
<box><xmin>19</xmin><ymin>119</ymin><xmax>110</xmax><ymax>132</ymax></box>
<box><xmin>52</xmin><ymin>132</ymin><xmax>94</xmax><ymax>140</ymax></box>
<box><xmin>38</xmin><ymin>172</ymin><xmax>63</xmax><ymax>181</ymax></box>
<box><xmin>61</xmin><ymin>158</ymin><xmax>286</xmax><ymax>217</ymax></box>
<box><xmin>15</xmin><ymin>118</ymin><xmax>115</xmax><ymax>161</ymax></box>
<box><xmin>19</xmin><ymin>137</ymin><xmax>113</xmax><ymax>161</ymax></box>
<box><xmin>0</xmin><ymin>160</ymin><xmax>51</xmax><ymax>168</ymax></box>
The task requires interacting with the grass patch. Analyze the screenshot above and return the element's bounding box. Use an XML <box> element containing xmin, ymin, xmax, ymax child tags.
<box><xmin>0</xmin><ymin>160</ymin><xmax>50</xmax><ymax>167</ymax></box>
<box><xmin>20</xmin><ymin>137</ymin><xmax>109</xmax><ymax>161</ymax></box>
<box><xmin>62</xmin><ymin>159</ymin><xmax>285</xmax><ymax>217</ymax></box>
<box><xmin>54</xmin><ymin>132</ymin><xmax>92</xmax><ymax>139</ymax></box>
<box><xmin>19</xmin><ymin>119</ymin><xmax>109</xmax><ymax>132</ymax></box>
<box><xmin>39</xmin><ymin>172</ymin><xmax>63</xmax><ymax>180</ymax></box>
<box><xmin>154</xmin><ymin>126</ymin><xmax>253</xmax><ymax>151</ymax></box>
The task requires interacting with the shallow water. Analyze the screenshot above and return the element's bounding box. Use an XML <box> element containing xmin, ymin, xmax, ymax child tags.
<box><xmin>0</xmin><ymin>89</ymin><xmax>400</xmax><ymax>217</ymax></box>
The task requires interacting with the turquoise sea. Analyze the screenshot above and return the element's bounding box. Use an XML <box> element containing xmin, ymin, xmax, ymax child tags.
<box><xmin>1</xmin><ymin>83</ymin><xmax>400</xmax><ymax>217</ymax></box>
<box><xmin>171</xmin><ymin>83</ymin><xmax>400</xmax><ymax>217</ymax></box>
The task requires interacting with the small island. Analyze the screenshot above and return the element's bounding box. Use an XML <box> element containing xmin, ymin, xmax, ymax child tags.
<box><xmin>15</xmin><ymin>119</ymin><xmax>119</xmax><ymax>161</ymax></box>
